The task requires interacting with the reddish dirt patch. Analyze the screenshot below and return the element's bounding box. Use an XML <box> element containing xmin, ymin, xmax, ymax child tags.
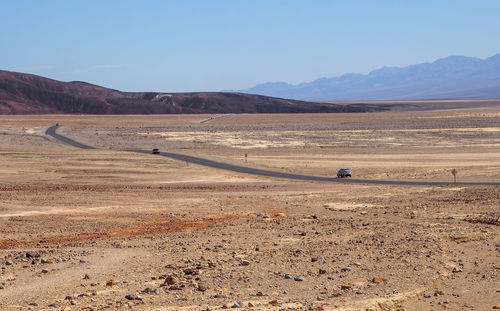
<box><xmin>0</xmin><ymin>213</ymin><xmax>243</xmax><ymax>249</ymax></box>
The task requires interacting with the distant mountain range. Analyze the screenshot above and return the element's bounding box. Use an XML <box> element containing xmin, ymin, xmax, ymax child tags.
<box><xmin>0</xmin><ymin>69</ymin><xmax>382</xmax><ymax>114</ymax></box>
<box><xmin>3</xmin><ymin>52</ymin><xmax>500</xmax><ymax>115</ymax></box>
<box><xmin>242</xmin><ymin>53</ymin><xmax>500</xmax><ymax>101</ymax></box>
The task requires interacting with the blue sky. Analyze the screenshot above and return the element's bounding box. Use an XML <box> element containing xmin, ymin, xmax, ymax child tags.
<box><xmin>1</xmin><ymin>0</ymin><xmax>499</xmax><ymax>92</ymax></box>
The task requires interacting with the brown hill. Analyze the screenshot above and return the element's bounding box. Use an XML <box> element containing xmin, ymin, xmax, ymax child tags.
<box><xmin>0</xmin><ymin>70</ymin><xmax>384</xmax><ymax>114</ymax></box>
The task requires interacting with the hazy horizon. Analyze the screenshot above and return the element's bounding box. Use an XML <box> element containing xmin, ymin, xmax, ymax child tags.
<box><xmin>2</xmin><ymin>0</ymin><xmax>500</xmax><ymax>92</ymax></box>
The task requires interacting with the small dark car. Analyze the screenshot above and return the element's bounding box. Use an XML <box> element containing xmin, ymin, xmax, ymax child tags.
<box><xmin>337</xmin><ymin>168</ymin><xmax>351</xmax><ymax>178</ymax></box>
<box><xmin>152</xmin><ymin>148</ymin><xmax>160</xmax><ymax>154</ymax></box>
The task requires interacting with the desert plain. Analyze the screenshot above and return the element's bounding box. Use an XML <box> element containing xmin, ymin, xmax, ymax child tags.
<box><xmin>0</xmin><ymin>103</ymin><xmax>499</xmax><ymax>310</ymax></box>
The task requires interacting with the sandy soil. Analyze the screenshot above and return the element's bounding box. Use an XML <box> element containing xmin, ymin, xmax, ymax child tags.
<box><xmin>0</xmin><ymin>108</ymin><xmax>499</xmax><ymax>310</ymax></box>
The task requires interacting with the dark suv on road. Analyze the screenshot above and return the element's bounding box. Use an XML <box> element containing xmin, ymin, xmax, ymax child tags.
<box><xmin>337</xmin><ymin>168</ymin><xmax>351</xmax><ymax>178</ymax></box>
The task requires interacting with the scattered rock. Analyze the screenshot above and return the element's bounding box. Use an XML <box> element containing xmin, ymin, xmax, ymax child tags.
<box><xmin>125</xmin><ymin>294</ymin><xmax>143</xmax><ymax>300</ymax></box>
<box><xmin>294</xmin><ymin>275</ymin><xmax>304</xmax><ymax>281</ymax></box>
<box><xmin>232</xmin><ymin>301</ymin><xmax>243</xmax><ymax>308</ymax></box>
<box><xmin>435</xmin><ymin>289</ymin><xmax>445</xmax><ymax>295</ymax></box>
<box><xmin>164</xmin><ymin>275</ymin><xmax>179</xmax><ymax>285</ymax></box>
<box><xmin>452</xmin><ymin>267</ymin><xmax>462</xmax><ymax>273</ymax></box>
<box><xmin>371</xmin><ymin>277</ymin><xmax>388</xmax><ymax>284</ymax></box>
<box><xmin>26</xmin><ymin>252</ymin><xmax>39</xmax><ymax>258</ymax></box>
<box><xmin>208</xmin><ymin>262</ymin><xmax>217</xmax><ymax>268</ymax></box>
<box><xmin>5</xmin><ymin>260</ymin><xmax>13</xmax><ymax>266</ymax></box>
<box><xmin>141</xmin><ymin>287</ymin><xmax>159</xmax><ymax>294</ymax></box>
<box><xmin>168</xmin><ymin>285</ymin><xmax>183</xmax><ymax>291</ymax></box>
<box><xmin>240</xmin><ymin>260</ymin><xmax>250</xmax><ymax>266</ymax></box>
<box><xmin>83</xmin><ymin>274</ymin><xmax>90</xmax><ymax>280</ymax></box>
<box><xmin>106</xmin><ymin>279</ymin><xmax>117</xmax><ymax>287</ymax></box>
<box><xmin>214</xmin><ymin>294</ymin><xmax>226</xmax><ymax>299</ymax></box>
<box><xmin>183</xmin><ymin>268</ymin><xmax>200</xmax><ymax>276</ymax></box>
<box><xmin>284</xmin><ymin>274</ymin><xmax>292</xmax><ymax>279</ymax></box>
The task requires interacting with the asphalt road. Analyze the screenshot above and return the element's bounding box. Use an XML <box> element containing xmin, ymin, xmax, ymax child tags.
<box><xmin>46</xmin><ymin>125</ymin><xmax>500</xmax><ymax>186</ymax></box>
<box><xmin>45</xmin><ymin>125</ymin><xmax>95</xmax><ymax>149</ymax></box>
<box><xmin>200</xmin><ymin>114</ymin><xmax>233</xmax><ymax>124</ymax></box>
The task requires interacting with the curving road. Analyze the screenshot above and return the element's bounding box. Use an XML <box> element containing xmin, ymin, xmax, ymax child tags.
<box><xmin>46</xmin><ymin>125</ymin><xmax>500</xmax><ymax>186</ymax></box>
<box><xmin>45</xmin><ymin>125</ymin><xmax>95</xmax><ymax>149</ymax></box>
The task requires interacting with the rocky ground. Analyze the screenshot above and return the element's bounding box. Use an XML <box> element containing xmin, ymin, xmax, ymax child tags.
<box><xmin>0</xmin><ymin>110</ymin><xmax>499</xmax><ymax>310</ymax></box>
